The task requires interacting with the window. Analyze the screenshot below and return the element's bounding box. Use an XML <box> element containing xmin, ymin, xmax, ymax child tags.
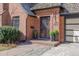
<box><xmin>12</xmin><ymin>16</ymin><xmax>19</xmax><ymax>29</ymax></box>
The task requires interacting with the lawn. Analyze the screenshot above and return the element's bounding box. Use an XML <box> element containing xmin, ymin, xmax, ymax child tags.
<box><xmin>0</xmin><ymin>44</ymin><xmax>16</xmax><ymax>51</ymax></box>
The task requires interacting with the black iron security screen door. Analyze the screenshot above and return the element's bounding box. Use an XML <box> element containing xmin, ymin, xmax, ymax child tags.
<box><xmin>40</xmin><ymin>16</ymin><xmax>50</xmax><ymax>39</ymax></box>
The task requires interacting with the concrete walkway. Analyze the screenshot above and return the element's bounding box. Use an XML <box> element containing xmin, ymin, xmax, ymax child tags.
<box><xmin>1</xmin><ymin>43</ymin><xmax>79</xmax><ymax>56</ymax></box>
<box><xmin>0</xmin><ymin>44</ymin><xmax>51</xmax><ymax>56</ymax></box>
<box><xmin>42</xmin><ymin>43</ymin><xmax>79</xmax><ymax>56</ymax></box>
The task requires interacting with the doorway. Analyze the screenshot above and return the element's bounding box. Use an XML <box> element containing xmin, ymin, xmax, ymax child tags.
<box><xmin>40</xmin><ymin>16</ymin><xmax>50</xmax><ymax>39</ymax></box>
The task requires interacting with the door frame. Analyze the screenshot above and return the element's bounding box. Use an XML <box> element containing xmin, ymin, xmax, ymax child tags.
<box><xmin>40</xmin><ymin>16</ymin><xmax>50</xmax><ymax>39</ymax></box>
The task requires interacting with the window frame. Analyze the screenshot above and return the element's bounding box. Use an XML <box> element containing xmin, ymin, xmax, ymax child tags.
<box><xmin>12</xmin><ymin>16</ymin><xmax>20</xmax><ymax>29</ymax></box>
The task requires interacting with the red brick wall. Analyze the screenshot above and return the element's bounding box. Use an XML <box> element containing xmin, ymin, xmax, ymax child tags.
<box><xmin>59</xmin><ymin>16</ymin><xmax>65</xmax><ymax>42</ymax></box>
<box><xmin>27</xmin><ymin>16</ymin><xmax>39</xmax><ymax>39</ymax></box>
<box><xmin>0</xmin><ymin>4</ymin><xmax>11</xmax><ymax>25</ymax></box>
<box><xmin>35</xmin><ymin>8</ymin><xmax>60</xmax><ymax>16</ymax></box>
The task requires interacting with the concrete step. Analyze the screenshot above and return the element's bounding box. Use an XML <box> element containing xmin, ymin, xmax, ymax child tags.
<box><xmin>30</xmin><ymin>40</ymin><xmax>60</xmax><ymax>47</ymax></box>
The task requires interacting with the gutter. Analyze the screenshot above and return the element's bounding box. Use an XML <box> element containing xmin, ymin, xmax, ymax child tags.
<box><xmin>60</xmin><ymin>12</ymin><xmax>79</xmax><ymax>16</ymax></box>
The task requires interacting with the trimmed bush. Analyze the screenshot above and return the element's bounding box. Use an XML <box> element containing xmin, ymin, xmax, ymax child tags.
<box><xmin>49</xmin><ymin>29</ymin><xmax>59</xmax><ymax>36</ymax></box>
<box><xmin>49</xmin><ymin>29</ymin><xmax>59</xmax><ymax>41</ymax></box>
<box><xmin>0</xmin><ymin>26</ymin><xmax>20</xmax><ymax>44</ymax></box>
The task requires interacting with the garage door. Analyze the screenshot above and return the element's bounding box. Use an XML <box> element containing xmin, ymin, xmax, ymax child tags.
<box><xmin>66</xmin><ymin>17</ymin><xmax>79</xmax><ymax>42</ymax></box>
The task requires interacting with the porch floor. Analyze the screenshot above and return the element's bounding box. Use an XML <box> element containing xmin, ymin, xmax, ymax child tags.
<box><xmin>30</xmin><ymin>40</ymin><xmax>60</xmax><ymax>47</ymax></box>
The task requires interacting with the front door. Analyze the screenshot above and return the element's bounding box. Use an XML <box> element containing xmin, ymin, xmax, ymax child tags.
<box><xmin>40</xmin><ymin>16</ymin><xmax>50</xmax><ymax>39</ymax></box>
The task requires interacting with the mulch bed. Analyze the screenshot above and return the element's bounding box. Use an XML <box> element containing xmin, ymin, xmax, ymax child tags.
<box><xmin>0</xmin><ymin>44</ymin><xmax>16</xmax><ymax>51</ymax></box>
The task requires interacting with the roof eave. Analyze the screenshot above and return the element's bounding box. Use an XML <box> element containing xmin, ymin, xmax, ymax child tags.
<box><xmin>31</xmin><ymin>6</ymin><xmax>62</xmax><ymax>11</ymax></box>
<box><xmin>60</xmin><ymin>12</ymin><xmax>79</xmax><ymax>16</ymax></box>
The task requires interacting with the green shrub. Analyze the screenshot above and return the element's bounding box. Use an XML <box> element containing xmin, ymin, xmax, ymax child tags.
<box><xmin>49</xmin><ymin>29</ymin><xmax>59</xmax><ymax>41</ymax></box>
<box><xmin>54</xmin><ymin>30</ymin><xmax>59</xmax><ymax>36</ymax></box>
<box><xmin>49</xmin><ymin>30</ymin><xmax>59</xmax><ymax>36</ymax></box>
<box><xmin>0</xmin><ymin>26</ymin><xmax>20</xmax><ymax>44</ymax></box>
<box><xmin>49</xmin><ymin>31</ymin><xmax>55</xmax><ymax>37</ymax></box>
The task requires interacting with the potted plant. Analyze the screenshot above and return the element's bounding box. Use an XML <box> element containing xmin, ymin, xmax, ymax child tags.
<box><xmin>49</xmin><ymin>29</ymin><xmax>59</xmax><ymax>41</ymax></box>
<box><xmin>32</xmin><ymin>29</ymin><xmax>38</xmax><ymax>39</ymax></box>
<box><xmin>49</xmin><ymin>31</ymin><xmax>55</xmax><ymax>41</ymax></box>
<box><xmin>54</xmin><ymin>30</ymin><xmax>59</xmax><ymax>41</ymax></box>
